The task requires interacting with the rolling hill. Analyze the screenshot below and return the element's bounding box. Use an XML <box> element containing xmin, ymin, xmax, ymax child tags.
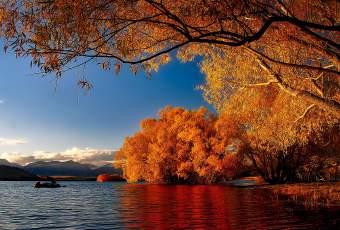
<box><xmin>24</xmin><ymin>160</ymin><xmax>94</xmax><ymax>176</ymax></box>
<box><xmin>0</xmin><ymin>159</ymin><xmax>22</xmax><ymax>168</ymax></box>
<box><xmin>24</xmin><ymin>161</ymin><xmax>122</xmax><ymax>177</ymax></box>
<box><xmin>0</xmin><ymin>165</ymin><xmax>39</xmax><ymax>180</ymax></box>
<box><xmin>0</xmin><ymin>159</ymin><xmax>122</xmax><ymax>178</ymax></box>
<box><xmin>92</xmin><ymin>164</ymin><xmax>122</xmax><ymax>176</ymax></box>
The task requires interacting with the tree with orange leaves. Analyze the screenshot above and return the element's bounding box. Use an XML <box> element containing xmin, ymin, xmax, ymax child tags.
<box><xmin>116</xmin><ymin>96</ymin><xmax>338</xmax><ymax>184</ymax></box>
<box><xmin>0</xmin><ymin>0</ymin><xmax>338</xmax><ymax>114</ymax></box>
<box><xmin>115</xmin><ymin>106</ymin><xmax>245</xmax><ymax>184</ymax></box>
<box><xmin>216</xmin><ymin>86</ymin><xmax>339</xmax><ymax>183</ymax></box>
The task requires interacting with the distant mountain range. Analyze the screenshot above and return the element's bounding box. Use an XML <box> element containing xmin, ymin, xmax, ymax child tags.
<box><xmin>92</xmin><ymin>164</ymin><xmax>122</xmax><ymax>176</ymax></box>
<box><xmin>0</xmin><ymin>159</ymin><xmax>22</xmax><ymax>168</ymax></box>
<box><xmin>0</xmin><ymin>159</ymin><xmax>122</xmax><ymax>178</ymax></box>
<box><xmin>0</xmin><ymin>165</ymin><xmax>39</xmax><ymax>181</ymax></box>
<box><xmin>24</xmin><ymin>160</ymin><xmax>95</xmax><ymax>176</ymax></box>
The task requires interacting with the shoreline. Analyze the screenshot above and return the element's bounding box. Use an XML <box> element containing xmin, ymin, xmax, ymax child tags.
<box><xmin>261</xmin><ymin>182</ymin><xmax>340</xmax><ymax>209</ymax></box>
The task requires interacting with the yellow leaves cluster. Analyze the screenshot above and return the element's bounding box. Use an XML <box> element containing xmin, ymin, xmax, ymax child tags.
<box><xmin>0</xmin><ymin>0</ymin><xmax>338</xmax><ymax>113</ymax></box>
<box><xmin>219</xmin><ymin>84</ymin><xmax>339</xmax><ymax>156</ymax></box>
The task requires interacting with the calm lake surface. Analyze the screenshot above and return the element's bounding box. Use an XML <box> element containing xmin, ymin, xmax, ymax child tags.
<box><xmin>0</xmin><ymin>181</ymin><xmax>338</xmax><ymax>229</ymax></box>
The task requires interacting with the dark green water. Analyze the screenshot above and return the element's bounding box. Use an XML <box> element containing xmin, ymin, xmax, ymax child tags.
<box><xmin>0</xmin><ymin>181</ymin><xmax>338</xmax><ymax>229</ymax></box>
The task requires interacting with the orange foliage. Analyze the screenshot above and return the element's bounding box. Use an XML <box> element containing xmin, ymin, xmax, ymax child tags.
<box><xmin>115</xmin><ymin>106</ymin><xmax>245</xmax><ymax>184</ymax></box>
<box><xmin>0</xmin><ymin>0</ymin><xmax>338</xmax><ymax>114</ymax></box>
<box><xmin>116</xmin><ymin>99</ymin><xmax>339</xmax><ymax>184</ymax></box>
<box><xmin>218</xmin><ymin>86</ymin><xmax>340</xmax><ymax>184</ymax></box>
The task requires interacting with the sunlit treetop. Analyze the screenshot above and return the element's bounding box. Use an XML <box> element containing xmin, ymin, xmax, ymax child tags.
<box><xmin>0</xmin><ymin>0</ymin><xmax>339</xmax><ymax>114</ymax></box>
<box><xmin>115</xmin><ymin>106</ymin><xmax>246</xmax><ymax>183</ymax></box>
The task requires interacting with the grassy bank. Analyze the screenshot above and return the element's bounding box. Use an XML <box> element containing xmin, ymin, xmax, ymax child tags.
<box><xmin>265</xmin><ymin>182</ymin><xmax>340</xmax><ymax>209</ymax></box>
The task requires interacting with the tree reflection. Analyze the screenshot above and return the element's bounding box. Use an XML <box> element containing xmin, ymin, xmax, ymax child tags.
<box><xmin>117</xmin><ymin>184</ymin><xmax>322</xmax><ymax>229</ymax></box>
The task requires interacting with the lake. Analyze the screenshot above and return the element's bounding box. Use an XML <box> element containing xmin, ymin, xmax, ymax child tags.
<box><xmin>0</xmin><ymin>181</ymin><xmax>338</xmax><ymax>229</ymax></box>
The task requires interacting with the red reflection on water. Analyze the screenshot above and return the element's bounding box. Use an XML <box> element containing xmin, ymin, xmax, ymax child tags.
<box><xmin>118</xmin><ymin>184</ymin><xmax>289</xmax><ymax>229</ymax></box>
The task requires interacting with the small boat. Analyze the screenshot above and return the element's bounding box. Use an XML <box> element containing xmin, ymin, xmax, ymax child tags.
<box><xmin>34</xmin><ymin>181</ymin><xmax>61</xmax><ymax>188</ymax></box>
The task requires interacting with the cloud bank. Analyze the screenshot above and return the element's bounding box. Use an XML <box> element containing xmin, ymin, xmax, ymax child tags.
<box><xmin>0</xmin><ymin>147</ymin><xmax>117</xmax><ymax>166</ymax></box>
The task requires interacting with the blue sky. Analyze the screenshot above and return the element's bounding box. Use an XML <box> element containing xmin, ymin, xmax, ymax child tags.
<box><xmin>0</xmin><ymin>52</ymin><xmax>213</xmax><ymax>164</ymax></box>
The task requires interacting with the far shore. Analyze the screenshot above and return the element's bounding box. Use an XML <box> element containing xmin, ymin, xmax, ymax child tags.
<box><xmin>49</xmin><ymin>176</ymin><xmax>97</xmax><ymax>181</ymax></box>
<box><xmin>0</xmin><ymin>176</ymin><xmax>96</xmax><ymax>181</ymax></box>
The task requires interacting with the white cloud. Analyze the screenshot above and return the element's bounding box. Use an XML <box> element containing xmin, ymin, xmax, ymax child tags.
<box><xmin>0</xmin><ymin>99</ymin><xmax>4</xmax><ymax>104</ymax></box>
<box><xmin>0</xmin><ymin>147</ymin><xmax>117</xmax><ymax>166</ymax></box>
<box><xmin>0</xmin><ymin>138</ymin><xmax>28</xmax><ymax>146</ymax></box>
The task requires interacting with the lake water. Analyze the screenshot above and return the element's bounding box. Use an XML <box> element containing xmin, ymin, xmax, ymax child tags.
<box><xmin>0</xmin><ymin>181</ymin><xmax>338</xmax><ymax>229</ymax></box>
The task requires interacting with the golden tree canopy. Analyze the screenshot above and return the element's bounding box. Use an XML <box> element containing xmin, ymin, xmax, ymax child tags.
<box><xmin>0</xmin><ymin>0</ymin><xmax>339</xmax><ymax>113</ymax></box>
<box><xmin>115</xmin><ymin>106</ymin><xmax>245</xmax><ymax>183</ymax></box>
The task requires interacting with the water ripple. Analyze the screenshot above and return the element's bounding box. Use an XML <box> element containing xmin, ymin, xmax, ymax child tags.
<box><xmin>0</xmin><ymin>182</ymin><xmax>338</xmax><ymax>229</ymax></box>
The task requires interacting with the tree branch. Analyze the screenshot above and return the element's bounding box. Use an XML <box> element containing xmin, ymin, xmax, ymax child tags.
<box><xmin>294</xmin><ymin>104</ymin><xmax>316</xmax><ymax>123</ymax></box>
<box><xmin>244</xmin><ymin>46</ymin><xmax>340</xmax><ymax>116</ymax></box>
<box><xmin>246</xmin><ymin>47</ymin><xmax>339</xmax><ymax>76</ymax></box>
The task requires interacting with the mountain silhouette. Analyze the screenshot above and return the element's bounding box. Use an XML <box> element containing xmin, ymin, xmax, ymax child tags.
<box><xmin>24</xmin><ymin>160</ymin><xmax>94</xmax><ymax>176</ymax></box>
<box><xmin>0</xmin><ymin>159</ymin><xmax>121</xmax><ymax>178</ymax></box>
<box><xmin>0</xmin><ymin>165</ymin><xmax>39</xmax><ymax>180</ymax></box>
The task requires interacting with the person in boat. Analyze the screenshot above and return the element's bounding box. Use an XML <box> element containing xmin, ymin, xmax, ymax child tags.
<box><xmin>50</xmin><ymin>178</ymin><xmax>57</xmax><ymax>185</ymax></box>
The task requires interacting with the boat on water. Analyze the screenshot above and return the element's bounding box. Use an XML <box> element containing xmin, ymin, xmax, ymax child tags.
<box><xmin>34</xmin><ymin>181</ymin><xmax>61</xmax><ymax>188</ymax></box>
